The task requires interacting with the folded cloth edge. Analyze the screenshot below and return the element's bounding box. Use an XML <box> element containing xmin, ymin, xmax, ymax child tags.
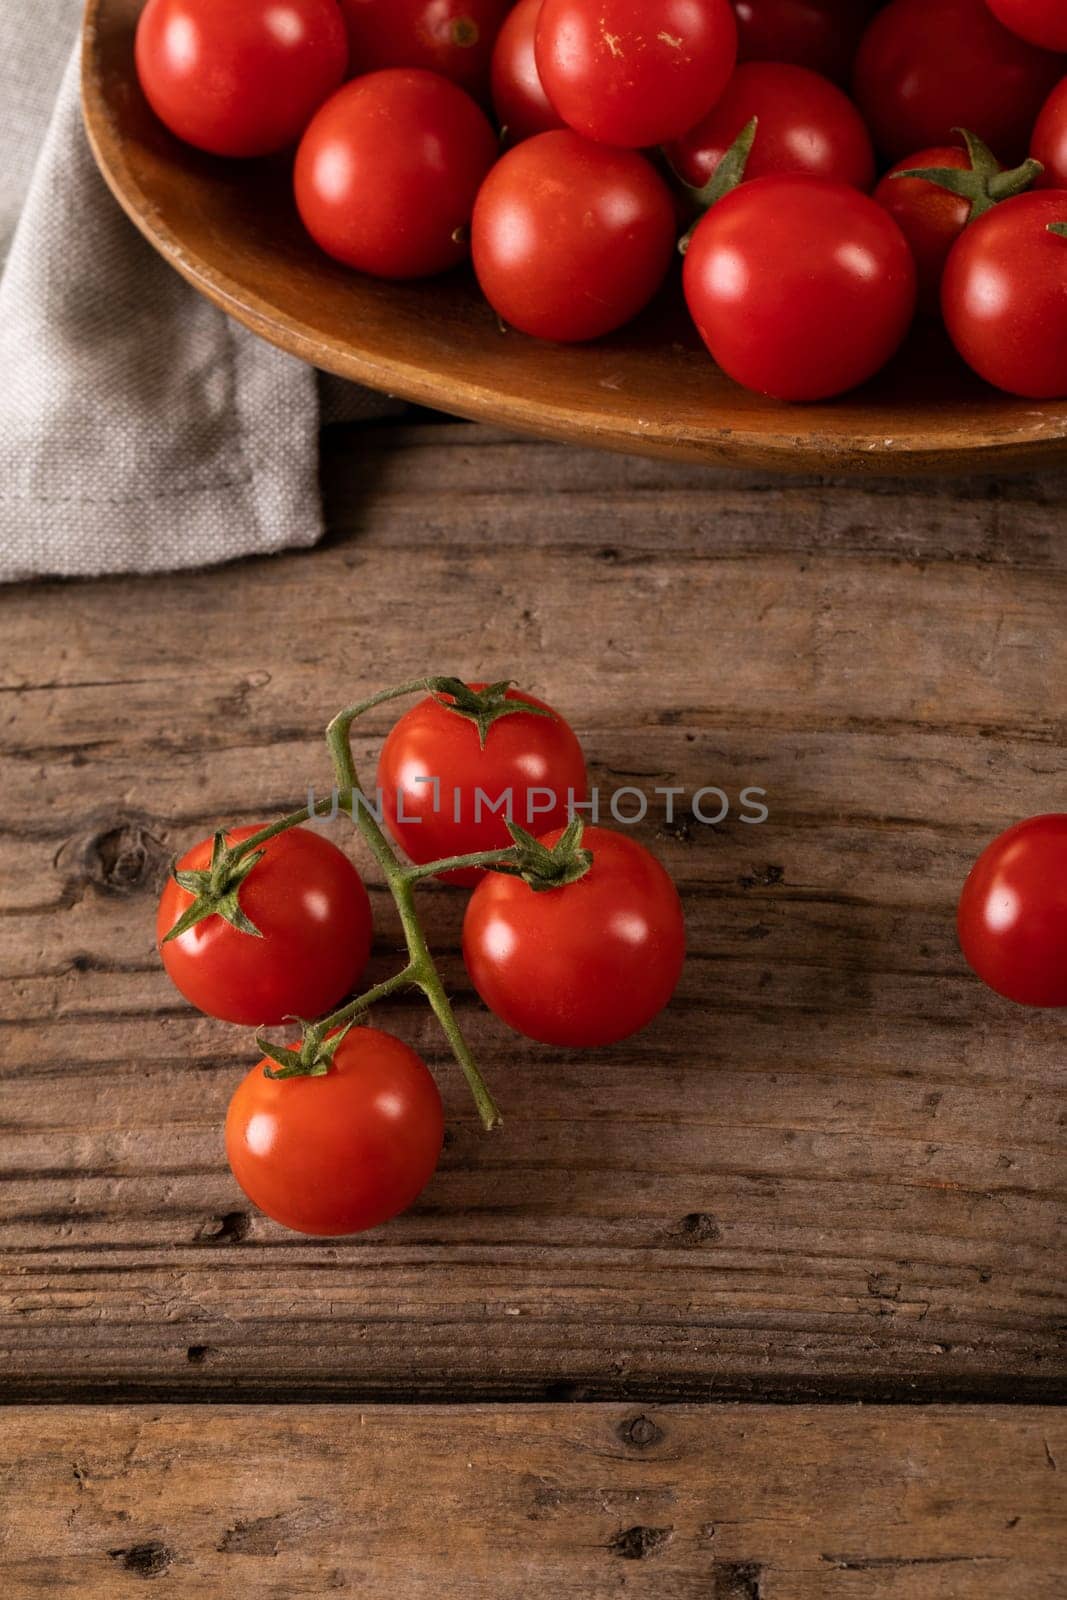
<box><xmin>0</xmin><ymin>35</ymin><xmax>392</xmax><ymax>584</ymax></box>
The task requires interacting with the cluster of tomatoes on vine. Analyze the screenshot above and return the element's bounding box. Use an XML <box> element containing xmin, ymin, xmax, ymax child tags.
<box><xmin>135</xmin><ymin>0</ymin><xmax>1067</xmax><ymax>402</ymax></box>
<box><xmin>155</xmin><ymin>677</ymin><xmax>1066</xmax><ymax>1241</ymax></box>
<box><xmin>156</xmin><ymin>680</ymin><xmax>686</xmax><ymax>1237</ymax></box>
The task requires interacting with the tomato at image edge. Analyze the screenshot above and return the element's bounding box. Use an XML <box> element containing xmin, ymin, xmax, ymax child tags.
<box><xmin>667</xmin><ymin>61</ymin><xmax>877</xmax><ymax>195</ymax></box>
<box><xmin>463</xmin><ymin>825</ymin><xmax>686</xmax><ymax>1048</ymax></box>
<box><xmin>873</xmin><ymin>147</ymin><xmax>979</xmax><ymax>316</ymax></box>
<box><xmin>984</xmin><ymin>0</ymin><xmax>1067</xmax><ymax>54</ymax></box>
<box><xmin>1032</xmin><ymin>78</ymin><xmax>1067</xmax><ymax>191</ymax></box>
<box><xmin>472</xmin><ymin>130</ymin><xmax>678</xmax><ymax>343</ymax></box>
<box><xmin>535</xmin><ymin>0</ymin><xmax>739</xmax><ymax>149</ymax></box>
<box><xmin>157</xmin><ymin>824</ymin><xmax>373</xmax><ymax>1027</ymax></box>
<box><xmin>338</xmin><ymin>0</ymin><xmax>512</xmax><ymax>99</ymax></box>
<box><xmin>226</xmin><ymin>1027</ymin><xmax>445</xmax><ymax>1236</ymax></box>
<box><xmin>733</xmin><ymin>0</ymin><xmax>877</xmax><ymax>85</ymax></box>
<box><xmin>491</xmin><ymin>0</ymin><xmax>566</xmax><ymax>144</ymax></box>
<box><xmin>378</xmin><ymin>684</ymin><xmax>589</xmax><ymax>884</ymax></box>
<box><xmin>683</xmin><ymin>174</ymin><xmax>918</xmax><ymax>403</ymax></box>
<box><xmin>294</xmin><ymin>69</ymin><xmax>499</xmax><ymax>280</ymax></box>
<box><xmin>957</xmin><ymin>814</ymin><xmax>1067</xmax><ymax>1008</ymax></box>
<box><xmin>852</xmin><ymin>0</ymin><xmax>1063</xmax><ymax>165</ymax></box>
<box><xmin>135</xmin><ymin>0</ymin><xmax>349</xmax><ymax>158</ymax></box>
<box><xmin>941</xmin><ymin>189</ymin><xmax>1067</xmax><ymax>399</ymax></box>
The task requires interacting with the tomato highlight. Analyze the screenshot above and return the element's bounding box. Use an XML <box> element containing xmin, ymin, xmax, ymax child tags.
<box><xmin>157</xmin><ymin>825</ymin><xmax>373</xmax><ymax>1028</ymax></box>
<box><xmin>295</xmin><ymin>69</ymin><xmax>498</xmax><ymax>280</ymax></box>
<box><xmin>535</xmin><ymin>0</ymin><xmax>739</xmax><ymax>149</ymax></box>
<box><xmin>684</xmin><ymin>174</ymin><xmax>918</xmax><ymax>401</ymax></box>
<box><xmin>958</xmin><ymin>814</ymin><xmax>1067</xmax><ymax>1007</ymax></box>
<box><xmin>226</xmin><ymin>1027</ymin><xmax>445</xmax><ymax>1235</ymax></box>
<box><xmin>135</xmin><ymin>0</ymin><xmax>349</xmax><ymax>157</ymax></box>
<box><xmin>463</xmin><ymin>825</ymin><xmax>686</xmax><ymax>1048</ymax></box>
<box><xmin>378</xmin><ymin>681</ymin><xmax>589</xmax><ymax>885</ymax></box>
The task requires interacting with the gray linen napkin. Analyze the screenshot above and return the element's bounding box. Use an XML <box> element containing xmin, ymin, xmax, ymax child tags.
<box><xmin>0</xmin><ymin>3</ymin><xmax>388</xmax><ymax>583</ymax></box>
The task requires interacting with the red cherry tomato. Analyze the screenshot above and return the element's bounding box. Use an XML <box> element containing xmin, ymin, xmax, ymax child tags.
<box><xmin>940</xmin><ymin>188</ymin><xmax>1067</xmax><ymax>398</ymax></box>
<box><xmin>463</xmin><ymin>826</ymin><xmax>686</xmax><ymax>1047</ymax></box>
<box><xmin>294</xmin><ymin>70</ymin><xmax>498</xmax><ymax>280</ymax></box>
<box><xmin>338</xmin><ymin>0</ymin><xmax>511</xmax><ymax>97</ymax></box>
<box><xmin>378</xmin><ymin>685</ymin><xmax>588</xmax><ymax>885</ymax></box>
<box><xmin>984</xmin><ymin>0</ymin><xmax>1067</xmax><ymax>52</ymax></box>
<box><xmin>684</xmin><ymin>175</ymin><xmax>917</xmax><ymax>401</ymax></box>
<box><xmin>667</xmin><ymin>62</ymin><xmax>876</xmax><ymax>194</ymax></box>
<box><xmin>157</xmin><ymin>825</ymin><xmax>373</xmax><ymax>1027</ymax></box>
<box><xmin>535</xmin><ymin>0</ymin><xmax>738</xmax><ymax>148</ymax></box>
<box><xmin>874</xmin><ymin>147</ymin><xmax>978</xmax><ymax>315</ymax></box>
<box><xmin>853</xmin><ymin>0</ymin><xmax>1062</xmax><ymax>164</ymax></box>
<box><xmin>1033</xmin><ymin>78</ymin><xmax>1067</xmax><ymax>190</ymax></box>
<box><xmin>135</xmin><ymin>0</ymin><xmax>348</xmax><ymax>158</ymax></box>
<box><xmin>958</xmin><ymin>814</ymin><xmax>1067</xmax><ymax>1008</ymax></box>
<box><xmin>472</xmin><ymin>130</ymin><xmax>677</xmax><ymax>341</ymax></box>
<box><xmin>942</xmin><ymin>189</ymin><xmax>1067</xmax><ymax>398</ymax></box>
<box><xmin>226</xmin><ymin>1028</ymin><xmax>444</xmax><ymax>1235</ymax></box>
<box><xmin>733</xmin><ymin>0</ymin><xmax>875</xmax><ymax>83</ymax></box>
<box><xmin>491</xmin><ymin>0</ymin><xmax>565</xmax><ymax>143</ymax></box>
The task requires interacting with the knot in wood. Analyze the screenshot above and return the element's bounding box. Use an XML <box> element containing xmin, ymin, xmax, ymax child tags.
<box><xmin>679</xmin><ymin>1212</ymin><xmax>722</xmax><ymax>1244</ymax></box>
<box><xmin>195</xmin><ymin>1211</ymin><xmax>250</xmax><ymax>1246</ymax></box>
<box><xmin>609</xmin><ymin>1526</ymin><xmax>673</xmax><ymax>1560</ymax></box>
<box><xmin>108</xmin><ymin>1542</ymin><xmax>174</xmax><ymax>1578</ymax></box>
<box><xmin>714</xmin><ymin>1562</ymin><xmax>764</xmax><ymax>1599</ymax></box>
<box><xmin>64</xmin><ymin>812</ymin><xmax>167</xmax><ymax>896</ymax></box>
<box><xmin>617</xmin><ymin>1414</ymin><xmax>664</xmax><ymax>1451</ymax></box>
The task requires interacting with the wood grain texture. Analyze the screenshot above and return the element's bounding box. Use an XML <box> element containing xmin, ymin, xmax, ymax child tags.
<box><xmin>81</xmin><ymin>0</ymin><xmax>1067</xmax><ymax>478</ymax></box>
<box><xmin>1</xmin><ymin>1405</ymin><xmax>1064</xmax><ymax>1598</ymax></box>
<box><xmin>1</xmin><ymin>424</ymin><xmax>1065</xmax><ymax>1403</ymax></box>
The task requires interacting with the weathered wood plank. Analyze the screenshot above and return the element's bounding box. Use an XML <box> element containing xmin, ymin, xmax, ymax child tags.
<box><xmin>0</xmin><ymin>1405</ymin><xmax>1063</xmax><ymax>1598</ymax></box>
<box><xmin>0</xmin><ymin>424</ymin><xmax>1064</xmax><ymax>1401</ymax></box>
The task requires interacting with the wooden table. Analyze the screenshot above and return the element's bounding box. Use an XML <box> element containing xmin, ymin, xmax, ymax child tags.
<box><xmin>2</xmin><ymin>420</ymin><xmax>1064</xmax><ymax>1594</ymax></box>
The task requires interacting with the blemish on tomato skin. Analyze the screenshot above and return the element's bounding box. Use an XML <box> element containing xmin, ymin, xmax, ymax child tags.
<box><xmin>449</xmin><ymin>18</ymin><xmax>480</xmax><ymax>48</ymax></box>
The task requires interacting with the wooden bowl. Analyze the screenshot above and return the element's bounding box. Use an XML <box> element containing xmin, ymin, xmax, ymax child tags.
<box><xmin>83</xmin><ymin>0</ymin><xmax>1067</xmax><ymax>477</ymax></box>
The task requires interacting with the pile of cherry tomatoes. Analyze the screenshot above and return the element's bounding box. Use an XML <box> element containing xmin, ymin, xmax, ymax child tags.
<box><xmin>156</xmin><ymin>681</ymin><xmax>686</xmax><ymax>1236</ymax></box>
<box><xmin>135</xmin><ymin>0</ymin><xmax>1067</xmax><ymax>403</ymax></box>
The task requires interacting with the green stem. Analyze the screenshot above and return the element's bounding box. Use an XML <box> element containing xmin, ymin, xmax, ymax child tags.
<box><xmin>403</xmin><ymin>848</ymin><xmax>519</xmax><ymax>882</ymax></box>
<box><xmin>395</xmin><ymin>878</ymin><xmax>502</xmax><ymax>1132</ymax></box>
<box><xmin>330</xmin><ymin>678</ymin><xmax>438</xmax><ymax>740</ymax></box>
<box><xmin>325</xmin><ymin>705</ymin><xmax>502</xmax><ymax>1131</ymax></box>
<box><xmin>316</xmin><ymin>963</ymin><xmax>419</xmax><ymax>1035</ymax></box>
<box><xmin>893</xmin><ymin>132</ymin><xmax>1043</xmax><ymax>224</ymax></box>
<box><xmin>986</xmin><ymin>159</ymin><xmax>1043</xmax><ymax>205</ymax></box>
<box><xmin>227</xmin><ymin>792</ymin><xmax>355</xmax><ymax>866</ymax></box>
<box><xmin>326</xmin><ymin>708</ymin><xmax>411</xmax><ymax>878</ymax></box>
<box><xmin>676</xmin><ymin>116</ymin><xmax>759</xmax><ymax>256</ymax></box>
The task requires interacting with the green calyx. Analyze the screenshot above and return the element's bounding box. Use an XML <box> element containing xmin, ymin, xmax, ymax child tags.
<box><xmin>500</xmin><ymin>817</ymin><xmax>593</xmax><ymax>892</ymax></box>
<box><xmin>677</xmin><ymin>116</ymin><xmax>758</xmax><ymax>257</ymax></box>
<box><xmin>1050</xmin><ymin>223</ymin><xmax>1067</xmax><ymax>238</ymax></box>
<box><xmin>428</xmin><ymin>677</ymin><xmax>553</xmax><ymax>749</ymax></box>
<box><xmin>449</xmin><ymin>17</ymin><xmax>479</xmax><ymax>47</ymax></box>
<box><xmin>892</xmin><ymin>129</ymin><xmax>1043</xmax><ymax>223</ymax></box>
<box><xmin>259</xmin><ymin>1020</ymin><xmax>356</xmax><ymax>1081</ymax></box>
<box><xmin>162</xmin><ymin>830</ymin><xmax>264</xmax><ymax>944</ymax></box>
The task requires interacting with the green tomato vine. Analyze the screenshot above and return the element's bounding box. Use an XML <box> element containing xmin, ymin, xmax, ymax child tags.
<box><xmin>162</xmin><ymin>677</ymin><xmax>595</xmax><ymax>1130</ymax></box>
